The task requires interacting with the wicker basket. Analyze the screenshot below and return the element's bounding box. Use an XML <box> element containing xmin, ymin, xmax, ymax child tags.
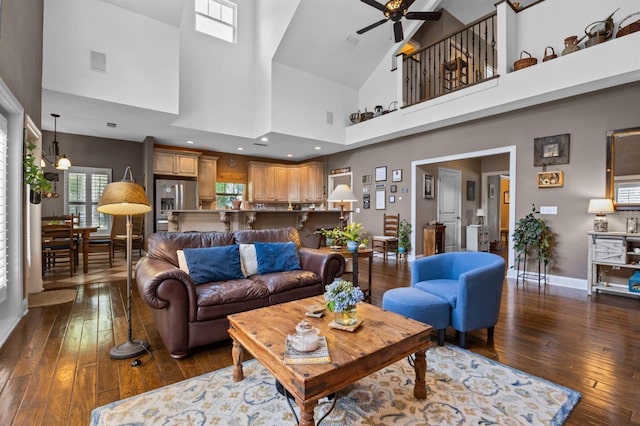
<box><xmin>542</xmin><ymin>46</ymin><xmax>557</xmax><ymax>62</ymax></box>
<box><xmin>514</xmin><ymin>51</ymin><xmax>537</xmax><ymax>71</ymax></box>
<box><xmin>616</xmin><ymin>12</ymin><xmax>640</xmax><ymax>38</ymax></box>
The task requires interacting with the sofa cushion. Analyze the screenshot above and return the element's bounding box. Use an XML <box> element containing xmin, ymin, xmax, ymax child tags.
<box><xmin>239</xmin><ymin>244</ymin><xmax>258</xmax><ymax>277</ymax></box>
<box><xmin>414</xmin><ymin>279</ymin><xmax>459</xmax><ymax>307</ymax></box>
<box><xmin>254</xmin><ymin>242</ymin><xmax>301</xmax><ymax>274</ymax></box>
<box><xmin>176</xmin><ymin>250</ymin><xmax>189</xmax><ymax>273</ymax></box>
<box><xmin>183</xmin><ymin>245</ymin><xmax>244</xmax><ymax>284</ymax></box>
<box><xmin>253</xmin><ymin>270</ymin><xmax>321</xmax><ymax>294</ymax></box>
<box><xmin>148</xmin><ymin>231</ymin><xmax>236</xmax><ymax>266</ymax></box>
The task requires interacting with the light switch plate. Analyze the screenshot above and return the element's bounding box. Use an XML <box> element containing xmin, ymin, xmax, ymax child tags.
<box><xmin>540</xmin><ymin>206</ymin><xmax>557</xmax><ymax>215</ymax></box>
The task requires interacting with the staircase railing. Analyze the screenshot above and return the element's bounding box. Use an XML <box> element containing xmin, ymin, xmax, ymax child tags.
<box><xmin>403</xmin><ymin>13</ymin><xmax>498</xmax><ymax>107</ymax></box>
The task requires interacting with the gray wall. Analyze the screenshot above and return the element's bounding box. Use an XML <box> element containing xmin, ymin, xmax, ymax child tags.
<box><xmin>40</xmin><ymin>131</ymin><xmax>144</xmax><ymax>216</ymax></box>
<box><xmin>0</xmin><ymin>0</ymin><xmax>43</xmax><ymax>127</ymax></box>
<box><xmin>328</xmin><ymin>81</ymin><xmax>640</xmax><ymax>281</ymax></box>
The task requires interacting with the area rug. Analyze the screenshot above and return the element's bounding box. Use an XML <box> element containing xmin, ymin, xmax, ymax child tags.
<box><xmin>91</xmin><ymin>344</ymin><xmax>580</xmax><ymax>425</ymax></box>
<box><xmin>28</xmin><ymin>289</ymin><xmax>77</xmax><ymax>308</ymax></box>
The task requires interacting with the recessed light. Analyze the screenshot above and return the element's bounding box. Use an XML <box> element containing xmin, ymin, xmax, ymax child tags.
<box><xmin>287</xmin><ymin>154</ymin><xmax>293</xmax><ymax>157</ymax></box>
<box><xmin>260</xmin><ymin>137</ymin><xmax>269</xmax><ymax>142</ymax></box>
<box><xmin>237</xmin><ymin>147</ymin><xmax>244</xmax><ymax>151</ymax></box>
<box><xmin>186</xmin><ymin>140</ymin><xmax>195</xmax><ymax>144</ymax></box>
<box><xmin>315</xmin><ymin>146</ymin><xmax>321</xmax><ymax>150</ymax></box>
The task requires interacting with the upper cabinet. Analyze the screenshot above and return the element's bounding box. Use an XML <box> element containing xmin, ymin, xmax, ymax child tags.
<box><xmin>198</xmin><ymin>155</ymin><xmax>219</xmax><ymax>201</ymax></box>
<box><xmin>154</xmin><ymin>149</ymin><xmax>200</xmax><ymax>177</ymax></box>
<box><xmin>248</xmin><ymin>161</ymin><xmax>325</xmax><ymax>203</ymax></box>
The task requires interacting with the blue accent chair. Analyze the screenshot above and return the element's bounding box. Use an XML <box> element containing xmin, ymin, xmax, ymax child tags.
<box><xmin>411</xmin><ymin>252</ymin><xmax>506</xmax><ymax>348</ymax></box>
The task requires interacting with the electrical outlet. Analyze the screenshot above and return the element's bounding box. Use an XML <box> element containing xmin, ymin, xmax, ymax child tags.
<box><xmin>355</xmin><ymin>208</ymin><xmax>361</xmax><ymax>213</ymax></box>
<box><xmin>540</xmin><ymin>206</ymin><xmax>557</xmax><ymax>215</ymax></box>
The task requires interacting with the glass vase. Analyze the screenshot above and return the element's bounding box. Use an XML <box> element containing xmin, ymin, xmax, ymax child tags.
<box><xmin>335</xmin><ymin>306</ymin><xmax>357</xmax><ymax>326</ymax></box>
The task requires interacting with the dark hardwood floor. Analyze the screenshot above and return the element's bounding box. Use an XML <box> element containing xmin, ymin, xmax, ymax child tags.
<box><xmin>1</xmin><ymin>251</ymin><xmax>639</xmax><ymax>425</ymax></box>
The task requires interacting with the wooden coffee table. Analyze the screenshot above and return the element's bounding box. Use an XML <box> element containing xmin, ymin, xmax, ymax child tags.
<box><xmin>228</xmin><ymin>295</ymin><xmax>432</xmax><ymax>426</ymax></box>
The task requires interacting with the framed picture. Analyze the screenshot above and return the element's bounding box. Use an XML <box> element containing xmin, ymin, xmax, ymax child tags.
<box><xmin>390</xmin><ymin>184</ymin><xmax>397</xmax><ymax>193</ymax></box>
<box><xmin>466</xmin><ymin>181</ymin><xmax>475</xmax><ymax>201</ymax></box>
<box><xmin>362</xmin><ymin>174</ymin><xmax>371</xmax><ymax>185</ymax></box>
<box><xmin>489</xmin><ymin>184</ymin><xmax>496</xmax><ymax>198</ymax></box>
<box><xmin>537</xmin><ymin>170</ymin><xmax>564</xmax><ymax>188</ymax></box>
<box><xmin>363</xmin><ymin>193</ymin><xmax>371</xmax><ymax>209</ymax></box>
<box><xmin>389</xmin><ymin>195</ymin><xmax>396</xmax><ymax>203</ymax></box>
<box><xmin>534</xmin><ymin>134</ymin><xmax>570</xmax><ymax>166</ymax></box>
<box><xmin>423</xmin><ymin>174</ymin><xmax>434</xmax><ymax>199</ymax></box>
<box><xmin>392</xmin><ymin>169</ymin><xmax>402</xmax><ymax>182</ymax></box>
<box><xmin>504</xmin><ymin>190</ymin><xmax>510</xmax><ymax>204</ymax></box>
<box><xmin>375</xmin><ymin>166</ymin><xmax>387</xmax><ymax>182</ymax></box>
<box><xmin>376</xmin><ymin>190</ymin><xmax>386</xmax><ymax>209</ymax></box>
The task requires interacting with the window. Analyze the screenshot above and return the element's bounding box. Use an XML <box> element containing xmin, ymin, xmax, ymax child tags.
<box><xmin>216</xmin><ymin>182</ymin><xmax>244</xmax><ymax>209</ymax></box>
<box><xmin>65</xmin><ymin>167</ymin><xmax>112</xmax><ymax>233</ymax></box>
<box><xmin>195</xmin><ymin>0</ymin><xmax>236</xmax><ymax>43</ymax></box>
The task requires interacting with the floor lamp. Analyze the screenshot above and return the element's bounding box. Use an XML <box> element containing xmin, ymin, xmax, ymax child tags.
<box><xmin>97</xmin><ymin>167</ymin><xmax>151</xmax><ymax>359</ymax></box>
<box><xmin>327</xmin><ymin>184</ymin><xmax>358</xmax><ymax>229</ymax></box>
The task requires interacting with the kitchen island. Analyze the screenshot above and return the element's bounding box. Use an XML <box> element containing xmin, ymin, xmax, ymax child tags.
<box><xmin>167</xmin><ymin>209</ymin><xmax>345</xmax><ymax>248</ymax></box>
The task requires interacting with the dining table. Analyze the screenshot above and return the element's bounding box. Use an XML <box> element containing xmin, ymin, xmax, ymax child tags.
<box><xmin>74</xmin><ymin>226</ymin><xmax>99</xmax><ymax>273</ymax></box>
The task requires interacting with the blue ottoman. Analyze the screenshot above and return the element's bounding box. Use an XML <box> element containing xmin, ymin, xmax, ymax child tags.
<box><xmin>382</xmin><ymin>287</ymin><xmax>450</xmax><ymax>346</ymax></box>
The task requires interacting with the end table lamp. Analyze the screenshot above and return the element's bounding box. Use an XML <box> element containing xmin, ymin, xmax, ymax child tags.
<box><xmin>588</xmin><ymin>198</ymin><xmax>614</xmax><ymax>232</ymax></box>
<box><xmin>476</xmin><ymin>208</ymin><xmax>486</xmax><ymax>225</ymax></box>
<box><xmin>97</xmin><ymin>167</ymin><xmax>151</xmax><ymax>359</ymax></box>
<box><xmin>327</xmin><ymin>184</ymin><xmax>358</xmax><ymax>229</ymax></box>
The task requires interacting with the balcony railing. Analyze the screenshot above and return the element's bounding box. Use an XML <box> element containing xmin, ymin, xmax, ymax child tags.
<box><xmin>403</xmin><ymin>13</ymin><xmax>497</xmax><ymax>107</ymax></box>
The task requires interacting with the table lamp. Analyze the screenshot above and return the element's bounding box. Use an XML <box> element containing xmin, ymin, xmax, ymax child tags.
<box><xmin>588</xmin><ymin>198</ymin><xmax>614</xmax><ymax>232</ymax></box>
<box><xmin>97</xmin><ymin>167</ymin><xmax>151</xmax><ymax>359</ymax></box>
<box><xmin>327</xmin><ymin>184</ymin><xmax>358</xmax><ymax>228</ymax></box>
<box><xmin>476</xmin><ymin>208</ymin><xmax>486</xmax><ymax>225</ymax></box>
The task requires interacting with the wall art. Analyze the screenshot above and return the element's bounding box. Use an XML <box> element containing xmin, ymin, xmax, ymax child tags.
<box><xmin>466</xmin><ymin>181</ymin><xmax>475</xmax><ymax>201</ymax></box>
<box><xmin>389</xmin><ymin>195</ymin><xmax>396</xmax><ymax>203</ymax></box>
<box><xmin>375</xmin><ymin>166</ymin><xmax>387</xmax><ymax>182</ymax></box>
<box><xmin>392</xmin><ymin>169</ymin><xmax>402</xmax><ymax>182</ymax></box>
<box><xmin>362</xmin><ymin>174</ymin><xmax>371</xmax><ymax>185</ymax></box>
<box><xmin>376</xmin><ymin>190</ymin><xmax>386</xmax><ymax>209</ymax></box>
<box><xmin>363</xmin><ymin>193</ymin><xmax>370</xmax><ymax>209</ymax></box>
<box><xmin>390</xmin><ymin>184</ymin><xmax>397</xmax><ymax>193</ymax></box>
<box><xmin>534</xmin><ymin>134</ymin><xmax>570</xmax><ymax>166</ymax></box>
<box><xmin>537</xmin><ymin>170</ymin><xmax>564</xmax><ymax>188</ymax></box>
<box><xmin>423</xmin><ymin>174</ymin><xmax>434</xmax><ymax>199</ymax></box>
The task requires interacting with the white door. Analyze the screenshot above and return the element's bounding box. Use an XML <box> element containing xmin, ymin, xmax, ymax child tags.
<box><xmin>438</xmin><ymin>167</ymin><xmax>461</xmax><ymax>252</ymax></box>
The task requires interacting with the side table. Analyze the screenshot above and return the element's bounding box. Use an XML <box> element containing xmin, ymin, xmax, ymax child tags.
<box><xmin>320</xmin><ymin>247</ymin><xmax>373</xmax><ymax>302</ymax></box>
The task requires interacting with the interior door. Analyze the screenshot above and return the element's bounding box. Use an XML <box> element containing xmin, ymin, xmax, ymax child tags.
<box><xmin>438</xmin><ymin>167</ymin><xmax>462</xmax><ymax>252</ymax></box>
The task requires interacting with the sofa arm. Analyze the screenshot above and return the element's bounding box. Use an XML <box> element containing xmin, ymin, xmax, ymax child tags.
<box><xmin>298</xmin><ymin>248</ymin><xmax>345</xmax><ymax>285</ymax></box>
<box><xmin>135</xmin><ymin>256</ymin><xmax>198</xmax><ymax>316</ymax></box>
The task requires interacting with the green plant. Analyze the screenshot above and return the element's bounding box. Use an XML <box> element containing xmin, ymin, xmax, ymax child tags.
<box><xmin>398</xmin><ymin>219</ymin><xmax>412</xmax><ymax>250</ymax></box>
<box><xmin>314</xmin><ymin>227</ymin><xmax>345</xmax><ymax>246</ymax></box>
<box><xmin>512</xmin><ymin>204</ymin><xmax>553</xmax><ymax>265</ymax></box>
<box><xmin>24</xmin><ymin>142</ymin><xmax>53</xmax><ymax>195</ymax></box>
<box><xmin>324</xmin><ymin>280</ymin><xmax>364</xmax><ymax>312</ymax></box>
<box><xmin>340</xmin><ymin>222</ymin><xmax>365</xmax><ymax>243</ymax></box>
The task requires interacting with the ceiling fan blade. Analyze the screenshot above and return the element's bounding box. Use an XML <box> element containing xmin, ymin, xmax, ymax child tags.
<box><xmin>360</xmin><ymin>0</ymin><xmax>387</xmax><ymax>13</ymax></box>
<box><xmin>356</xmin><ymin>18</ymin><xmax>389</xmax><ymax>35</ymax></box>
<box><xmin>405</xmin><ymin>11</ymin><xmax>442</xmax><ymax>21</ymax></box>
<box><xmin>394</xmin><ymin>21</ymin><xmax>404</xmax><ymax>43</ymax></box>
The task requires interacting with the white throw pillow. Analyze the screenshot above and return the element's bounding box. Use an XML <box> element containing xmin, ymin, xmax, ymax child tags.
<box><xmin>239</xmin><ymin>244</ymin><xmax>258</xmax><ymax>277</ymax></box>
<box><xmin>176</xmin><ymin>250</ymin><xmax>190</xmax><ymax>274</ymax></box>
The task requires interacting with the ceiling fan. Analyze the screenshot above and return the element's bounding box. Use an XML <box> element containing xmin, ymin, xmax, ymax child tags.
<box><xmin>356</xmin><ymin>0</ymin><xmax>442</xmax><ymax>43</ymax></box>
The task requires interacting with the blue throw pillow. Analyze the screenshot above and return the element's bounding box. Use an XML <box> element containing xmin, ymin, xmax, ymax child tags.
<box><xmin>254</xmin><ymin>242</ymin><xmax>301</xmax><ymax>275</ymax></box>
<box><xmin>182</xmin><ymin>245</ymin><xmax>244</xmax><ymax>284</ymax></box>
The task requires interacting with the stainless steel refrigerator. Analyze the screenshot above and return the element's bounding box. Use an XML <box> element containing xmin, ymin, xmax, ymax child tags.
<box><xmin>155</xmin><ymin>179</ymin><xmax>198</xmax><ymax>231</ymax></box>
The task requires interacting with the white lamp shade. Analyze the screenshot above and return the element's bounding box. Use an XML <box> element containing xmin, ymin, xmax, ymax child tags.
<box><xmin>476</xmin><ymin>208</ymin><xmax>486</xmax><ymax>217</ymax></box>
<box><xmin>98</xmin><ymin>181</ymin><xmax>151</xmax><ymax>215</ymax></box>
<box><xmin>56</xmin><ymin>155</ymin><xmax>71</xmax><ymax>170</ymax></box>
<box><xmin>588</xmin><ymin>198</ymin><xmax>614</xmax><ymax>214</ymax></box>
<box><xmin>328</xmin><ymin>184</ymin><xmax>357</xmax><ymax>202</ymax></box>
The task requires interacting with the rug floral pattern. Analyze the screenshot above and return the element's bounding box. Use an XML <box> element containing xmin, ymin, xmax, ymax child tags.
<box><xmin>91</xmin><ymin>344</ymin><xmax>580</xmax><ymax>425</ymax></box>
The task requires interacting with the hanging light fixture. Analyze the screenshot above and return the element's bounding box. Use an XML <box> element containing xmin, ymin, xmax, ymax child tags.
<box><xmin>42</xmin><ymin>113</ymin><xmax>72</xmax><ymax>170</ymax></box>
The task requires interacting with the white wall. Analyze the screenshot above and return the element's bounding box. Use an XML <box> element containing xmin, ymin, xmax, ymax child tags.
<box><xmin>271</xmin><ymin>62</ymin><xmax>357</xmax><ymax>144</ymax></box>
<box><xmin>42</xmin><ymin>0</ymin><xmax>179</xmax><ymax>114</ymax></box>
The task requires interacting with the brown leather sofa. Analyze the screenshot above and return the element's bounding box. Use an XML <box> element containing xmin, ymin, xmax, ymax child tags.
<box><xmin>135</xmin><ymin>227</ymin><xmax>345</xmax><ymax>358</ymax></box>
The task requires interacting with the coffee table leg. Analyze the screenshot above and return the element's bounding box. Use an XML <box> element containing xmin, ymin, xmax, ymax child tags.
<box><xmin>231</xmin><ymin>338</ymin><xmax>245</xmax><ymax>382</ymax></box>
<box><xmin>298</xmin><ymin>399</ymin><xmax>318</xmax><ymax>426</ymax></box>
<box><xmin>413</xmin><ymin>348</ymin><xmax>427</xmax><ymax>399</ymax></box>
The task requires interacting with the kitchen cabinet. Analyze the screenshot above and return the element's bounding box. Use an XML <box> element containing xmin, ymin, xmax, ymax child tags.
<box><xmin>588</xmin><ymin>232</ymin><xmax>640</xmax><ymax>297</ymax></box>
<box><xmin>466</xmin><ymin>225</ymin><xmax>489</xmax><ymax>252</ymax></box>
<box><xmin>198</xmin><ymin>155</ymin><xmax>219</xmax><ymax>201</ymax></box>
<box><xmin>154</xmin><ymin>149</ymin><xmax>200</xmax><ymax>177</ymax></box>
<box><xmin>248</xmin><ymin>161</ymin><xmax>324</xmax><ymax>203</ymax></box>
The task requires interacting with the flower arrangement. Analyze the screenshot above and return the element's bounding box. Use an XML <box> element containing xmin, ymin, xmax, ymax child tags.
<box><xmin>324</xmin><ymin>280</ymin><xmax>364</xmax><ymax>313</ymax></box>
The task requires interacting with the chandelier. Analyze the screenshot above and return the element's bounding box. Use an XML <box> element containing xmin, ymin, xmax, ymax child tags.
<box><xmin>42</xmin><ymin>113</ymin><xmax>72</xmax><ymax>170</ymax></box>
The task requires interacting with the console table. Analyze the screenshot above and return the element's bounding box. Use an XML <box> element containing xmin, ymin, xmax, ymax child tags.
<box><xmin>423</xmin><ymin>224</ymin><xmax>445</xmax><ymax>256</ymax></box>
<box><xmin>587</xmin><ymin>231</ymin><xmax>640</xmax><ymax>297</ymax></box>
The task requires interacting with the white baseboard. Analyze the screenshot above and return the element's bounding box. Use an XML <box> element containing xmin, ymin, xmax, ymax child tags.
<box><xmin>505</xmin><ymin>269</ymin><xmax>587</xmax><ymax>291</ymax></box>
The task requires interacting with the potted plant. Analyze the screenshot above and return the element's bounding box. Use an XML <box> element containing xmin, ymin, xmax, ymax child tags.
<box><xmin>398</xmin><ymin>219</ymin><xmax>412</xmax><ymax>253</ymax></box>
<box><xmin>314</xmin><ymin>227</ymin><xmax>344</xmax><ymax>248</ymax></box>
<box><xmin>512</xmin><ymin>204</ymin><xmax>553</xmax><ymax>281</ymax></box>
<box><xmin>24</xmin><ymin>142</ymin><xmax>53</xmax><ymax>204</ymax></box>
<box><xmin>340</xmin><ymin>222</ymin><xmax>365</xmax><ymax>252</ymax></box>
<box><xmin>324</xmin><ymin>279</ymin><xmax>364</xmax><ymax>326</ymax></box>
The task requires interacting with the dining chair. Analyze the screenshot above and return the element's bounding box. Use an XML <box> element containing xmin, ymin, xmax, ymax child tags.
<box><xmin>111</xmin><ymin>214</ymin><xmax>144</xmax><ymax>258</ymax></box>
<box><xmin>42</xmin><ymin>215</ymin><xmax>76</xmax><ymax>276</ymax></box>
<box><xmin>372</xmin><ymin>214</ymin><xmax>400</xmax><ymax>263</ymax></box>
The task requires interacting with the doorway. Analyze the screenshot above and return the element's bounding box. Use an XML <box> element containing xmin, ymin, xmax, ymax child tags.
<box><xmin>437</xmin><ymin>167</ymin><xmax>462</xmax><ymax>252</ymax></box>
